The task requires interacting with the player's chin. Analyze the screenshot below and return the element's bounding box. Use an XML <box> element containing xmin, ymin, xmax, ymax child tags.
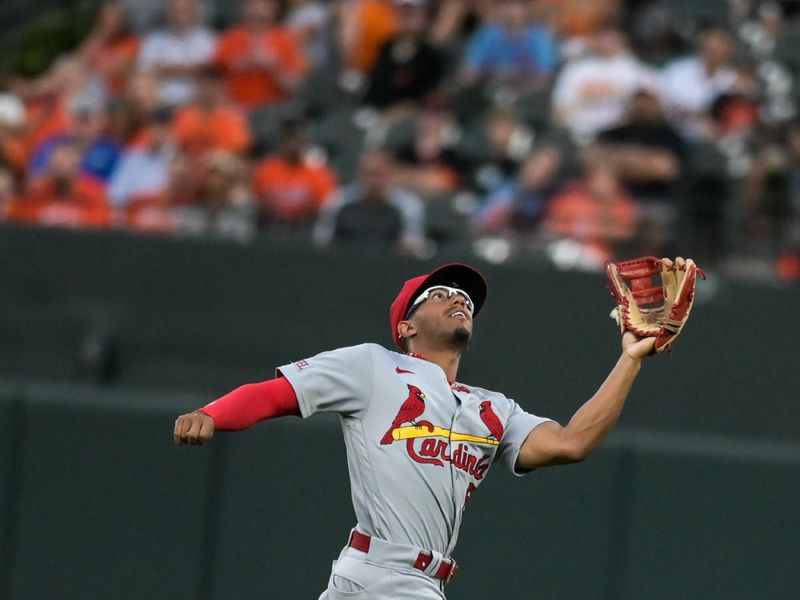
<box><xmin>451</xmin><ymin>324</ymin><xmax>472</xmax><ymax>346</ymax></box>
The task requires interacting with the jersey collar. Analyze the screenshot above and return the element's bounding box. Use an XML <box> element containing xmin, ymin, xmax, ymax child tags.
<box><xmin>406</xmin><ymin>352</ymin><xmax>471</xmax><ymax>393</ymax></box>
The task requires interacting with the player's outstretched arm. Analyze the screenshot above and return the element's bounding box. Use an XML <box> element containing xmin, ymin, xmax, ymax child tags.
<box><xmin>517</xmin><ymin>331</ymin><xmax>655</xmax><ymax>468</ymax></box>
<box><xmin>173</xmin><ymin>377</ymin><xmax>300</xmax><ymax>446</ymax></box>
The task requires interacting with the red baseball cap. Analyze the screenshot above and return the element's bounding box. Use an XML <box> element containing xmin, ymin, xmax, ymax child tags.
<box><xmin>389</xmin><ymin>263</ymin><xmax>488</xmax><ymax>348</ymax></box>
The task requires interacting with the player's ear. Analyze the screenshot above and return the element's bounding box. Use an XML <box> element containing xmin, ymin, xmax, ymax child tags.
<box><xmin>397</xmin><ymin>320</ymin><xmax>416</xmax><ymax>342</ymax></box>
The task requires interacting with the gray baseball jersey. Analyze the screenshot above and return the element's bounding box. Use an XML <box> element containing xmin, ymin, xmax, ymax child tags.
<box><xmin>277</xmin><ymin>343</ymin><xmax>553</xmax><ymax>560</ymax></box>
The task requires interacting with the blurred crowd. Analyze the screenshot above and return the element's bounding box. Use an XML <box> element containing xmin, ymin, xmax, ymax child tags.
<box><xmin>1</xmin><ymin>0</ymin><xmax>800</xmax><ymax>280</ymax></box>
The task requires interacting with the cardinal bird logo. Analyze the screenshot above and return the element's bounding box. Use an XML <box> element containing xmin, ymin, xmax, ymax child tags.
<box><xmin>479</xmin><ymin>401</ymin><xmax>504</xmax><ymax>441</ymax></box>
<box><xmin>381</xmin><ymin>384</ymin><xmax>427</xmax><ymax>445</ymax></box>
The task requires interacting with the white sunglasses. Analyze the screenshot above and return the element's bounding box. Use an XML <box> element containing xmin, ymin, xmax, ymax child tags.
<box><xmin>407</xmin><ymin>286</ymin><xmax>474</xmax><ymax>318</ymax></box>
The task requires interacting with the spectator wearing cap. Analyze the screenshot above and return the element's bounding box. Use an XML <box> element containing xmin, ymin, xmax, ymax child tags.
<box><xmin>660</xmin><ymin>27</ymin><xmax>740</xmax><ymax>139</ymax></box>
<box><xmin>363</xmin><ymin>0</ymin><xmax>445</xmax><ymax>117</ymax></box>
<box><xmin>214</xmin><ymin>0</ymin><xmax>308</xmax><ymax>110</ymax></box>
<box><xmin>108</xmin><ymin>107</ymin><xmax>177</xmax><ymax>208</ymax></box>
<box><xmin>461</xmin><ymin>0</ymin><xmax>558</xmax><ymax>89</ymax></box>
<box><xmin>313</xmin><ymin>149</ymin><xmax>426</xmax><ymax>254</ymax></box>
<box><xmin>171</xmin><ymin>66</ymin><xmax>252</xmax><ymax>157</ymax></box>
<box><xmin>28</xmin><ymin>102</ymin><xmax>122</xmax><ymax>185</ymax></box>
<box><xmin>253</xmin><ymin>119</ymin><xmax>338</xmax><ymax>226</ymax></box>
<box><xmin>551</xmin><ymin>27</ymin><xmax>654</xmax><ymax>145</ymax></box>
<box><xmin>137</xmin><ymin>0</ymin><xmax>217</xmax><ymax>107</ymax></box>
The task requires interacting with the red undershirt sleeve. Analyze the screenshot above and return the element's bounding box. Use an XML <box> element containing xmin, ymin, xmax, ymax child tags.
<box><xmin>198</xmin><ymin>377</ymin><xmax>300</xmax><ymax>431</ymax></box>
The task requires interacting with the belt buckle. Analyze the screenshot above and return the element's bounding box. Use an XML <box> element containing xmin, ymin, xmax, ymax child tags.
<box><xmin>444</xmin><ymin>559</ymin><xmax>459</xmax><ymax>584</ymax></box>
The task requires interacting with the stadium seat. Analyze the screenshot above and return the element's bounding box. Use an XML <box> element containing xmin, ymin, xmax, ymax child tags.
<box><xmin>669</xmin><ymin>0</ymin><xmax>730</xmax><ymax>26</ymax></box>
<box><xmin>311</xmin><ymin>108</ymin><xmax>367</xmax><ymax>183</ymax></box>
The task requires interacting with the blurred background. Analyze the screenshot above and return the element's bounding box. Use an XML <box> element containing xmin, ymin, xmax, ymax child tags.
<box><xmin>0</xmin><ymin>0</ymin><xmax>798</xmax><ymax>598</ymax></box>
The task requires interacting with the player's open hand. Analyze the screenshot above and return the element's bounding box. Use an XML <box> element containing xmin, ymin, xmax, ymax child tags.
<box><xmin>174</xmin><ymin>411</ymin><xmax>215</xmax><ymax>446</ymax></box>
<box><xmin>622</xmin><ymin>331</ymin><xmax>656</xmax><ymax>360</ymax></box>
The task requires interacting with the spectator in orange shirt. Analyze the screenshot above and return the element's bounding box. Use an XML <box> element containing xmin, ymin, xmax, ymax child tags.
<box><xmin>172</xmin><ymin>66</ymin><xmax>252</xmax><ymax>157</ymax></box>
<box><xmin>7</xmin><ymin>141</ymin><xmax>111</xmax><ymax>229</ymax></box>
<box><xmin>338</xmin><ymin>0</ymin><xmax>397</xmax><ymax>74</ymax></box>
<box><xmin>542</xmin><ymin>161</ymin><xmax>638</xmax><ymax>267</ymax></box>
<box><xmin>215</xmin><ymin>0</ymin><xmax>308</xmax><ymax>109</ymax></box>
<box><xmin>252</xmin><ymin>118</ymin><xmax>337</xmax><ymax>226</ymax></box>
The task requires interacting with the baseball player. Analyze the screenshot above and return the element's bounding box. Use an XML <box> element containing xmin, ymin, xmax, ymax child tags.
<box><xmin>174</xmin><ymin>262</ymin><xmax>656</xmax><ymax>598</ymax></box>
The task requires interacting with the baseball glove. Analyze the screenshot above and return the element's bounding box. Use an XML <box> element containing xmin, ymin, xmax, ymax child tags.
<box><xmin>606</xmin><ymin>256</ymin><xmax>705</xmax><ymax>353</ymax></box>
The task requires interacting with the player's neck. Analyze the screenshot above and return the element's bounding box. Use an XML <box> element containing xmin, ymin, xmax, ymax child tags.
<box><xmin>406</xmin><ymin>347</ymin><xmax>461</xmax><ymax>383</ymax></box>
